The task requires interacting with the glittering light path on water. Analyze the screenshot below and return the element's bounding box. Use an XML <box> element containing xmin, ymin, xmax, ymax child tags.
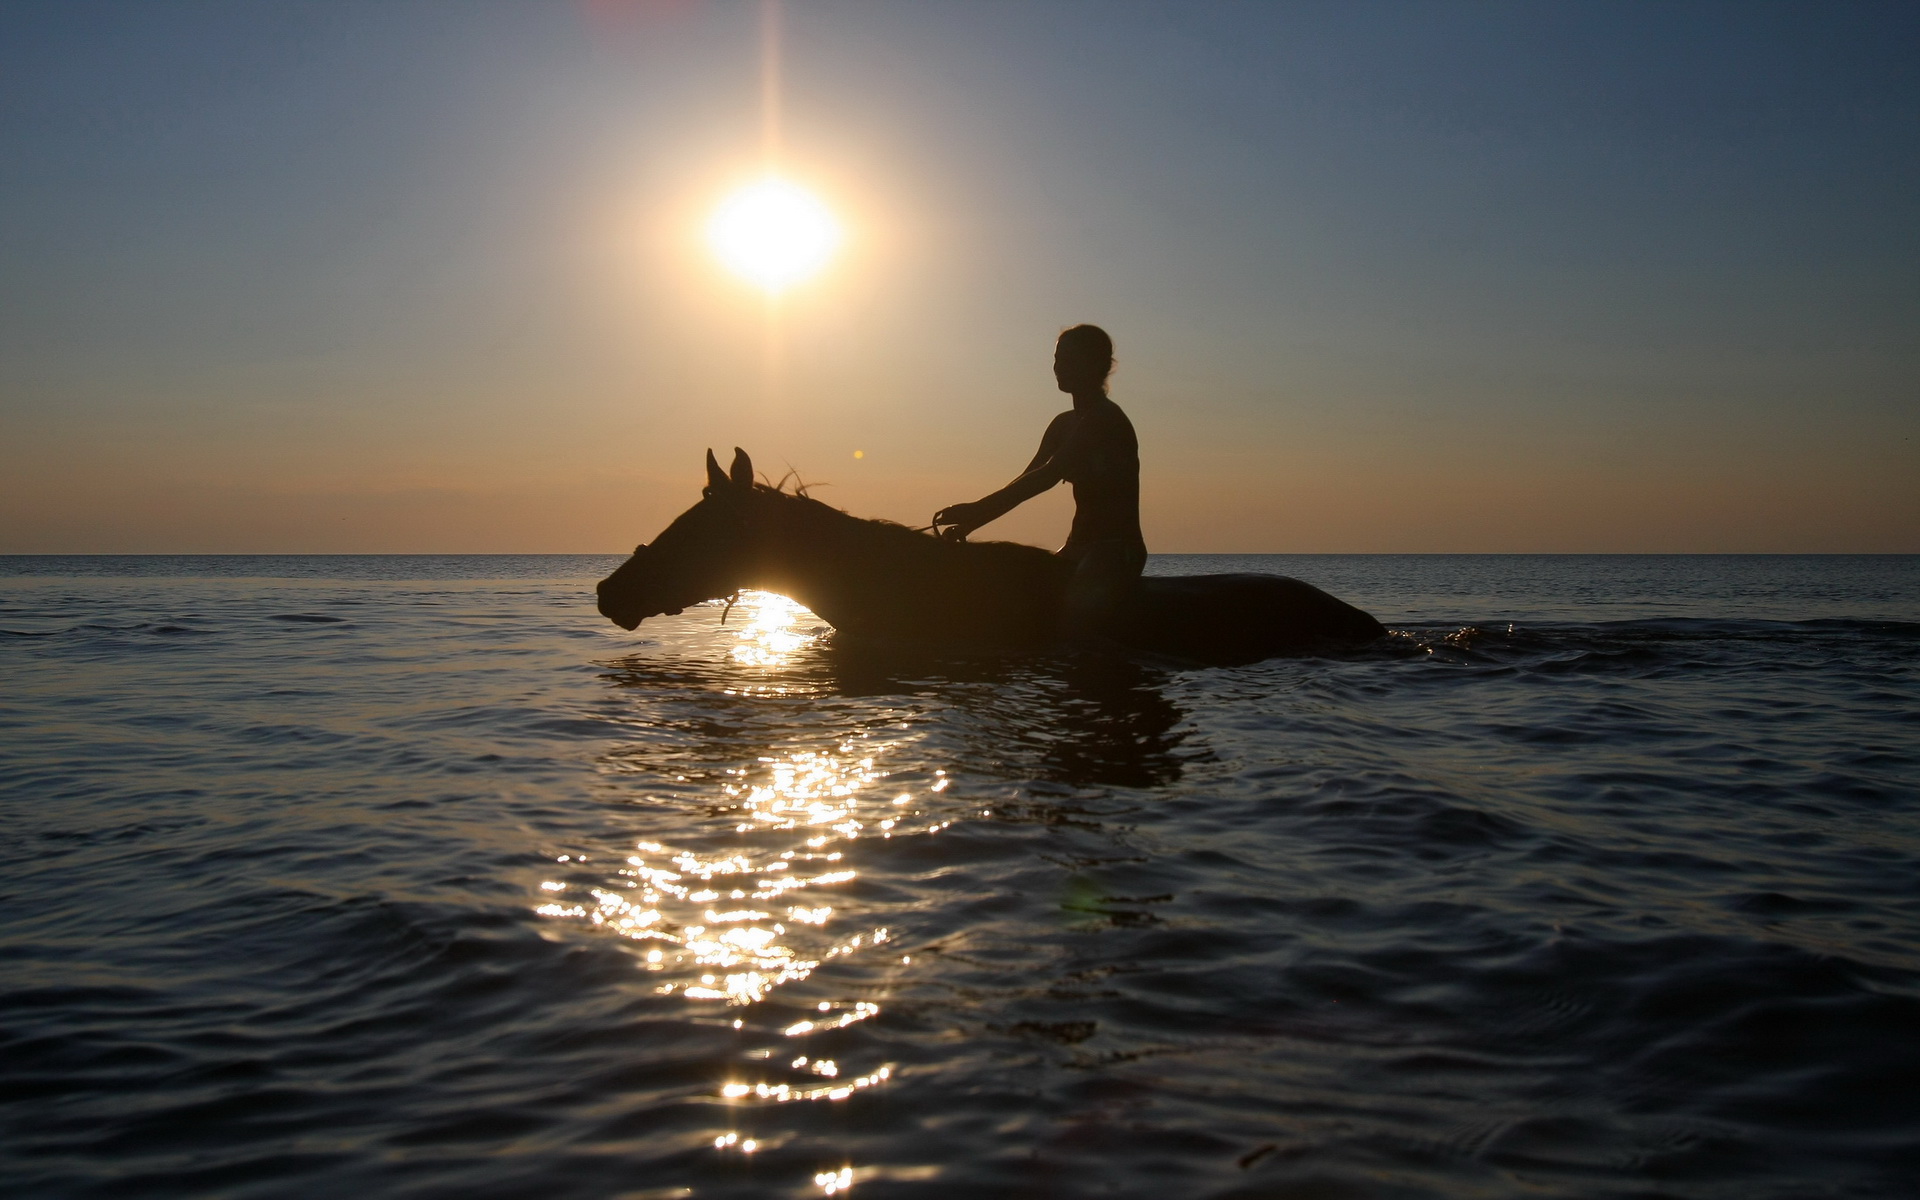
<box><xmin>537</xmin><ymin>591</ymin><xmax>949</xmax><ymax>1189</ymax></box>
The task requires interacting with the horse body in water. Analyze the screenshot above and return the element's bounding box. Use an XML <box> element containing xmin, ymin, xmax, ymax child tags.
<box><xmin>596</xmin><ymin>449</ymin><xmax>1384</xmax><ymax>664</ymax></box>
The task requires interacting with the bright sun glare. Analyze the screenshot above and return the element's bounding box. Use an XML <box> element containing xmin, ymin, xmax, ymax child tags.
<box><xmin>707</xmin><ymin>178</ymin><xmax>841</xmax><ymax>293</ymax></box>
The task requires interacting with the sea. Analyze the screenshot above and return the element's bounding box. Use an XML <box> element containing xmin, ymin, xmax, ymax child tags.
<box><xmin>1</xmin><ymin>554</ymin><xmax>1915</xmax><ymax>1200</ymax></box>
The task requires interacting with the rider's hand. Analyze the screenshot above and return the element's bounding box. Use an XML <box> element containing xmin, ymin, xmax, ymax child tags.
<box><xmin>933</xmin><ymin>502</ymin><xmax>981</xmax><ymax>538</ymax></box>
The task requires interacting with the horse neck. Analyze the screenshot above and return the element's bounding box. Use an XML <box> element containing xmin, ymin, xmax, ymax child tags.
<box><xmin>742</xmin><ymin>501</ymin><xmax>907</xmax><ymax>626</ymax></box>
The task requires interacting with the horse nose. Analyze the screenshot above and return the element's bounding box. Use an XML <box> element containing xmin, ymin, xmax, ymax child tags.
<box><xmin>597</xmin><ymin>544</ymin><xmax>654</xmax><ymax>630</ymax></box>
<box><xmin>595</xmin><ymin>576</ymin><xmax>640</xmax><ymax>629</ymax></box>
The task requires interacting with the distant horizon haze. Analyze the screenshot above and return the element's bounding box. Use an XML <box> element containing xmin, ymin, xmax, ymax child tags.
<box><xmin>3</xmin><ymin>2</ymin><xmax>1915</xmax><ymax>555</ymax></box>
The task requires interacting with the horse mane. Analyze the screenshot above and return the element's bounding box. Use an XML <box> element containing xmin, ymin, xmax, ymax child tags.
<box><xmin>745</xmin><ymin>478</ymin><xmax>1062</xmax><ymax>575</ymax></box>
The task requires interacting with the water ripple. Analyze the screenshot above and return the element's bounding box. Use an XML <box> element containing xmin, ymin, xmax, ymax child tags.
<box><xmin>0</xmin><ymin>556</ymin><xmax>1915</xmax><ymax>1198</ymax></box>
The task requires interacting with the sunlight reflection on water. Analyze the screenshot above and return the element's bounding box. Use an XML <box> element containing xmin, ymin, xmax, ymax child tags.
<box><xmin>728</xmin><ymin>591</ymin><xmax>815</xmax><ymax>669</ymax></box>
<box><xmin>538</xmin><ymin>591</ymin><xmax>916</xmax><ymax>1161</ymax></box>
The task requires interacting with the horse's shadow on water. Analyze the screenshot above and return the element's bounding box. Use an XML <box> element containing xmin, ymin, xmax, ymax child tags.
<box><xmin>597</xmin><ymin>635</ymin><xmax>1200</xmax><ymax>791</ymax></box>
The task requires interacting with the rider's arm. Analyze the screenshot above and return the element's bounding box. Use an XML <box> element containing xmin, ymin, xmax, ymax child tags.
<box><xmin>966</xmin><ymin>456</ymin><xmax>1064</xmax><ymax>527</ymax></box>
<box><xmin>934</xmin><ymin>415</ymin><xmax>1070</xmax><ymax>535</ymax></box>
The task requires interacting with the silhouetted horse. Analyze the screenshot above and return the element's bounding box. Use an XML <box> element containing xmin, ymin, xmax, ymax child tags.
<box><xmin>596</xmin><ymin>449</ymin><xmax>1385</xmax><ymax>664</ymax></box>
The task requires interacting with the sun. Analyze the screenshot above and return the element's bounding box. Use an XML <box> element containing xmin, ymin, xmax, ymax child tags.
<box><xmin>706</xmin><ymin>178</ymin><xmax>842</xmax><ymax>293</ymax></box>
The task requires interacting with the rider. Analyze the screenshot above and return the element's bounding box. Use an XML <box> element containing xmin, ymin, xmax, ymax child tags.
<box><xmin>933</xmin><ymin>324</ymin><xmax>1145</xmax><ymax>631</ymax></box>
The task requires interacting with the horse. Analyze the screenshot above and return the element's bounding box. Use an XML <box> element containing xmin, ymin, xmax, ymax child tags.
<box><xmin>595</xmin><ymin>448</ymin><xmax>1385</xmax><ymax>664</ymax></box>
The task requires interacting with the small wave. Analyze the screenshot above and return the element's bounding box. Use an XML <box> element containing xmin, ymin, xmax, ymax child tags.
<box><xmin>68</xmin><ymin>621</ymin><xmax>215</xmax><ymax>637</ymax></box>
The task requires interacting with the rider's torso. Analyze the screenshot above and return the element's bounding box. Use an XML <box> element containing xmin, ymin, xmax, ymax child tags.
<box><xmin>1050</xmin><ymin>399</ymin><xmax>1142</xmax><ymax>551</ymax></box>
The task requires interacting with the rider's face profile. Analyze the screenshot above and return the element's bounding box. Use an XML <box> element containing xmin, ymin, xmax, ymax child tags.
<box><xmin>1052</xmin><ymin>343</ymin><xmax>1107</xmax><ymax>396</ymax></box>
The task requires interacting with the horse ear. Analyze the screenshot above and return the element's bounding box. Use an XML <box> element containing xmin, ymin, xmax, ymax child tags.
<box><xmin>729</xmin><ymin>447</ymin><xmax>754</xmax><ymax>490</ymax></box>
<box><xmin>705</xmin><ymin>449</ymin><xmax>728</xmax><ymax>492</ymax></box>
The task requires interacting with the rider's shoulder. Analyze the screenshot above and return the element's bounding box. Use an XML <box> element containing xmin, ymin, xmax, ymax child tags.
<box><xmin>1090</xmin><ymin>397</ymin><xmax>1136</xmax><ymax>431</ymax></box>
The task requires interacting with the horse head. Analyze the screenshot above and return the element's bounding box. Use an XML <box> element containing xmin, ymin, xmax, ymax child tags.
<box><xmin>596</xmin><ymin>447</ymin><xmax>767</xmax><ymax>630</ymax></box>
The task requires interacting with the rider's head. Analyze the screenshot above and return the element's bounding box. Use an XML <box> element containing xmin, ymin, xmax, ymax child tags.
<box><xmin>1053</xmin><ymin>324</ymin><xmax>1113</xmax><ymax>395</ymax></box>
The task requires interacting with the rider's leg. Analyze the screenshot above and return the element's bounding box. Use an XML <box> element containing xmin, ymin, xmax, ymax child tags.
<box><xmin>1061</xmin><ymin>539</ymin><xmax>1144</xmax><ymax>637</ymax></box>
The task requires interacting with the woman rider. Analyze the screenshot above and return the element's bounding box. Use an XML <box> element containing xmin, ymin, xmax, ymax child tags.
<box><xmin>932</xmin><ymin>324</ymin><xmax>1146</xmax><ymax>630</ymax></box>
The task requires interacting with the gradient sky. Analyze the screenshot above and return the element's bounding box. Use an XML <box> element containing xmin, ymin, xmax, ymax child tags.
<box><xmin>3</xmin><ymin>1</ymin><xmax>1915</xmax><ymax>553</ymax></box>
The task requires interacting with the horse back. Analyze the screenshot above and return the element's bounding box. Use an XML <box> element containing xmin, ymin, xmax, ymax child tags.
<box><xmin>1121</xmin><ymin>573</ymin><xmax>1385</xmax><ymax>662</ymax></box>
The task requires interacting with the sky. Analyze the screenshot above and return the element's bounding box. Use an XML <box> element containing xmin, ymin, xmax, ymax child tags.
<box><xmin>2</xmin><ymin>0</ymin><xmax>1915</xmax><ymax>553</ymax></box>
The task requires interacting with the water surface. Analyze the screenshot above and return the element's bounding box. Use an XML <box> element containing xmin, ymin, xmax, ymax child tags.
<box><xmin>2</xmin><ymin>555</ymin><xmax>1915</xmax><ymax>1198</ymax></box>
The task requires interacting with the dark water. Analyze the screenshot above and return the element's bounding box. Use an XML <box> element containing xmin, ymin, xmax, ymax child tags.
<box><xmin>2</xmin><ymin>554</ymin><xmax>1916</xmax><ymax>1199</ymax></box>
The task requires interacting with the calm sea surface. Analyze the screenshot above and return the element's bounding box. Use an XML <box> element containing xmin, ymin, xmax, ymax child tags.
<box><xmin>2</xmin><ymin>554</ymin><xmax>1916</xmax><ymax>1199</ymax></box>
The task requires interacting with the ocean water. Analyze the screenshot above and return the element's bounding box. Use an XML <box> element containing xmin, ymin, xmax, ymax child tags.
<box><xmin>1</xmin><ymin>554</ymin><xmax>1916</xmax><ymax>1199</ymax></box>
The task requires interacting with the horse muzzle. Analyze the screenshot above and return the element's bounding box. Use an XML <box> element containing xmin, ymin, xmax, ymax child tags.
<box><xmin>596</xmin><ymin>574</ymin><xmax>652</xmax><ymax>630</ymax></box>
<box><xmin>595</xmin><ymin>575</ymin><xmax>690</xmax><ymax>631</ymax></box>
